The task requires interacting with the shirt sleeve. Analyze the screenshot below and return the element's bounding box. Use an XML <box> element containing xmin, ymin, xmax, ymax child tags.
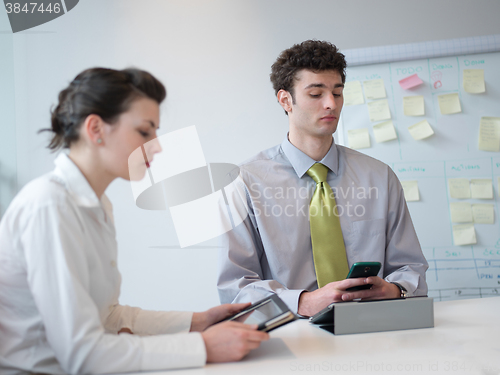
<box><xmin>21</xmin><ymin>202</ymin><xmax>206</xmax><ymax>374</ymax></box>
<box><xmin>383</xmin><ymin>169</ymin><xmax>429</xmax><ymax>296</ymax></box>
<box><xmin>217</xmin><ymin>177</ymin><xmax>305</xmax><ymax>313</ymax></box>
<box><xmin>104</xmin><ymin>304</ymin><xmax>193</xmax><ymax>335</ymax></box>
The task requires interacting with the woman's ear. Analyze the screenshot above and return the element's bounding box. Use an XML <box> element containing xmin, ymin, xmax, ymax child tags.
<box><xmin>277</xmin><ymin>89</ymin><xmax>293</xmax><ymax>114</ymax></box>
<box><xmin>82</xmin><ymin>114</ymin><xmax>105</xmax><ymax>146</ymax></box>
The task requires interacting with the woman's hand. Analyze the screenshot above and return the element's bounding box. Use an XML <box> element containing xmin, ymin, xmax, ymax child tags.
<box><xmin>201</xmin><ymin>321</ymin><xmax>269</xmax><ymax>362</ymax></box>
<box><xmin>190</xmin><ymin>303</ymin><xmax>251</xmax><ymax>332</ymax></box>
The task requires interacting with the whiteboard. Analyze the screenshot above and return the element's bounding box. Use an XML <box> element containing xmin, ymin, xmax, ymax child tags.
<box><xmin>339</xmin><ymin>38</ymin><xmax>500</xmax><ymax>301</ymax></box>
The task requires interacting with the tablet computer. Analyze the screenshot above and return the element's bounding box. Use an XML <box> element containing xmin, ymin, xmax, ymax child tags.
<box><xmin>225</xmin><ymin>294</ymin><xmax>297</xmax><ymax>332</ymax></box>
<box><xmin>309</xmin><ymin>296</ymin><xmax>417</xmax><ymax>325</ymax></box>
<box><xmin>309</xmin><ymin>302</ymin><xmax>335</xmax><ymax>325</ymax></box>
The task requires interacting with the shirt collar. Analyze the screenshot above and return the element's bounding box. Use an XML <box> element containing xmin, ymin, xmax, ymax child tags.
<box><xmin>281</xmin><ymin>135</ymin><xmax>339</xmax><ymax>178</ymax></box>
<box><xmin>53</xmin><ymin>153</ymin><xmax>103</xmax><ymax>209</ymax></box>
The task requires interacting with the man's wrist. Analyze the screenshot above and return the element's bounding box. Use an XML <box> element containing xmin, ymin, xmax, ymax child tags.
<box><xmin>297</xmin><ymin>291</ymin><xmax>312</xmax><ymax>317</ymax></box>
<box><xmin>390</xmin><ymin>282</ymin><xmax>408</xmax><ymax>298</ymax></box>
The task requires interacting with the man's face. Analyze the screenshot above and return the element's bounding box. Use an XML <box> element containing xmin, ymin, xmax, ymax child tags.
<box><xmin>284</xmin><ymin>69</ymin><xmax>344</xmax><ymax>138</ymax></box>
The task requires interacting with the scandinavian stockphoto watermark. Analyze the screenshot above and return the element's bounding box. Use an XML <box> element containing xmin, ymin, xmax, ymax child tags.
<box><xmin>290</xmin><ymin>360</ymin><xmax>425</xmax><ymax>372</ymax></box>
<box><xmin>249</xmin><ymin>183</ymin><xmax>378</xmax><ymax>219</ymax></box>
<box><xmin>3</xmin><ymin>0</ymin><xmax>79</xmax><ymax>33</ymax></box>
<box><xmin>289</xmin><ymin>360</ymin><xmax>500</xmax><ymax>373</ymax></box>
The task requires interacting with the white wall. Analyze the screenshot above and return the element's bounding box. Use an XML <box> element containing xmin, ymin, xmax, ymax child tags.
<box><xmin>3</xmin><ymin>0</ymin><xmax>500</xmax><ymax>311</ymax></box>
<box><xmin>0</xmin><ymin>12</ymin><xmax>16</xmax><ymax>216</ymax></box>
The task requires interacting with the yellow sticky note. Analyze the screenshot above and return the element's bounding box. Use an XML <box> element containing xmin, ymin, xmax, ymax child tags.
<box><xmin>403</xmin><ymin>96</ymin><xmax>425</xmax><ymax>116</ymax></box>
<box><xmin>448</xmin><ymin>178</ymin><xmax>471</xmax><ymax>199</ymax></box>
<box><xmin>452</xmin><ymin>224</ymin><xmax>477</xmax><ymax>246</ymax></box>
<box><xmin>363</xmin><ymin>79</ymin><xmax>386</xmax><ymax>100</ymax></box>
<box><xmin>367</xmin><ymin>99</ymin><xmax>391</xmax><ymax>122</ymax></box>
<box><xmin>463</xmin><ymin>69</ymin><xmax>485</xmax><ymax>94</ymax></box>
<box><xmin>470</xmin><ymin>179</ymin><xmax>493</xmax><ymax>199</ymax></box>
<box><xmin>450</xmin><ymin>202</ymin><xmax>473</xmax><ymax>223</ymax></box>
<box><xmin>373</xmin><ymin>121</ymin><xmax>397</xmax><ymax>143</ymax></box>
<box><xmin>401</xmin><ymin>180</ymin><xmax>420</xmax><ymax>202</ymax></box>
<box><xmin>478</xmin><ymin>117</ymin><xmax>500</xmax><ymax>152</ymax></box>
<box><xmin>348</xmin><ymin>128</ymin><xmax>371</xmax><ymax>149</ymax></box>
<box><xmin>438</xmin><ymin>93</ymin><xmax>462</xmax><ymax>115</ymax></box>
<box><xmin>472</xmin><ymin>204</ymin><xmax>494</xmax><ymax>224</ymax></box>
<box><xmin>408</xmin><ymin>120</ymin><xmax>434</xmax><ymax>140</ymax></box>
<box><xmin>344</xmin><ymin>81</ymin><xmax>364</xmax><ymax>106</ymax></box>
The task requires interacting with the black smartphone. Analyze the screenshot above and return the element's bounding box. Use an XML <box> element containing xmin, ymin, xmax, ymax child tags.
<box><xmin>345</xmin><ymin>261</ymin><xmax>381</xmax><ymax>291</ymax></box>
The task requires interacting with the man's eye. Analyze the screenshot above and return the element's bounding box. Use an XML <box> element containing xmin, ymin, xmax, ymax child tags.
<box><xmin>139</xmin><ymin>131</ymin><xmax>149</xmax><ymax>137</ymax></box>
<box><xmin>310</xmin><ymin>94</ymin><xmax>321</xmax><ymax>98</ymax></box>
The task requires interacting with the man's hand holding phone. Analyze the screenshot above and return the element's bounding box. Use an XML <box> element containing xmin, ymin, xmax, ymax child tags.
<box><xmin>298</xmin><ymin>262</ymin><xmax>401</xmax><ymax>317</ymax></box>
<box><xmin>341</xmin><ymin>275</ymin><xmax>401</xmax><ymax>302</ymax></box>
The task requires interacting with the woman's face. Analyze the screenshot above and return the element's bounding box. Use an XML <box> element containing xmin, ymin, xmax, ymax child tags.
<box><xmin>101</xmin><ymin>97</ymin><xmax>162</xmax><ymax>181</ymax></box>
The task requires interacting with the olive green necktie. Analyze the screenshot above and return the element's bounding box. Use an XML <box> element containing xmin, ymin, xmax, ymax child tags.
<box><xmin>306</xmin><ymin>163</ymin><xmax>349</xmax><ymax>288</ymax></box>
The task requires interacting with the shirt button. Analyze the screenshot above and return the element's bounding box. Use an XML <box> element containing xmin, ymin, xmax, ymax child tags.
<box><xmin>110</xmin><ymin>260</ymin><xmax>117</xmax><ymax>267</ymax></box>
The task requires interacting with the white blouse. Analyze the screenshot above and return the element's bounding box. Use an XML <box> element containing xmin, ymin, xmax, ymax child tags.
<box><xmin>0</xmin><ymin>153</ymin><xmax>206</xmax><ymax>374</ymax></box>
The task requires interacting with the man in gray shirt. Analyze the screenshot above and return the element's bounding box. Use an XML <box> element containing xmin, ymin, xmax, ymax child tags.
<box><xmin>218</xmin><ymin>40</ymin><xmax>428</xmax><ymax>317</ymax></box>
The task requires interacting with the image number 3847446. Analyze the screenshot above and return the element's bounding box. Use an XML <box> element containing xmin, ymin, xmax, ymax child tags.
<box><xmin>3</xmin><ymin>0</ymin><xmax>79</xmax><ymax>33</ymax></box>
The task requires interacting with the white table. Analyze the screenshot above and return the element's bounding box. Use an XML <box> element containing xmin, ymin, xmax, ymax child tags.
<box><xmin>130</xmin><ymin>297</ymin><xmax>500</xmax><ymax>374</ymax></box>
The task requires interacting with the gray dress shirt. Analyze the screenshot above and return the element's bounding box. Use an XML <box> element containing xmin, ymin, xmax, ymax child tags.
<box><xmin>217</xmin><ymin>137</ymin><xmax>428</xmax><ymax>313</ymax></box>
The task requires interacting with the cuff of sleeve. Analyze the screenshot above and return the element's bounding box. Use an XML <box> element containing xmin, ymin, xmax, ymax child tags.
<box><xmin>141</xmin><ymin>332</ymin><xmax>206</xmax><ymax>371</ymax></box>
<box><xmin>384</xmin><ymin>277</ymin><xmax>414</xmax><ymax>297</ymax></box>
<box><xmin>134</xmin><ymin>310</ymin><xmax>193</xmax><ymax>335</ymax></box>
<box><xmin>275</xmin><ymin>289</ymin><xmax>306</xmax><ymax>314</ymax></box>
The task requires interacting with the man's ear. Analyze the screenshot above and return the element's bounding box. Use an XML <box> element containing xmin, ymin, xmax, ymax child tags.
<box><xmin>277</xmin><ymin>89</ymin><xmax>293</xmax><ymax>114</ymax></box>
<box><xmin>82</xmin><ymin>114</ymin><xmax>105</xmax><ymax>146</ymax></box>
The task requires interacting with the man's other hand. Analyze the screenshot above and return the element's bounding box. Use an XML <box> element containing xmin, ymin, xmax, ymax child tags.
<box><xmin>298</xmin><ymin>277</ymin><xmax>400</xmax><ymax>316</ymax></box>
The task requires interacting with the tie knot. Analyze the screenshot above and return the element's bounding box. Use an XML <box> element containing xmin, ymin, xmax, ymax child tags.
<box><xmin>306</xmin><ymin>163</ymin><xmax>329</xmax><ymax>184</ymax></box>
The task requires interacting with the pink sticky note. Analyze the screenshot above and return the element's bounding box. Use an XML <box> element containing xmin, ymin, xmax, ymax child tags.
<box><xmin>399</xmin><ymin>74</ymin><xmax>423</xmax><ymax>90</ymax></box>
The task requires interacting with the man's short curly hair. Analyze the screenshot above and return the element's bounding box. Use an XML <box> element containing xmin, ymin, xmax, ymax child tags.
<box><xmin>270</xmin><ymin>40</ymin><xmax>346</xmax><ymax>99</ymax></box>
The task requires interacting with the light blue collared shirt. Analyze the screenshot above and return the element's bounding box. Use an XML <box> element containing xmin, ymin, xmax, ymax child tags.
<box><xmin>218</xmin><ymin>137</ymin><xmax>428</xmax><ymax>313</ymax></box>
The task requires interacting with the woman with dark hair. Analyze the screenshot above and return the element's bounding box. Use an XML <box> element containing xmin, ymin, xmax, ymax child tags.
<box><xmin>0</xmin><ymin>68</ymin><xmax>268</xmax><ymax>375</ymax></box>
